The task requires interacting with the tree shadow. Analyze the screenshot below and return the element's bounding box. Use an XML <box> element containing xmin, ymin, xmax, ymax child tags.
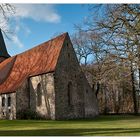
<box><xmin>1</xmin><ymin>128</ymin><xmax>140</xmax><ymax>136</ymax></box>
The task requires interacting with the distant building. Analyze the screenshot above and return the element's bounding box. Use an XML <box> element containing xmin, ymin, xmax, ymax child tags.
<box><xmin>0</xmin><ymin>30</ymin><xmax>98</xmax><ymax>120</ymax></box>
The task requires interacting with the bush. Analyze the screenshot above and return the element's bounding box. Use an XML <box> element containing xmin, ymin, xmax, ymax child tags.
<box><xmin>16</xmin><ymin>109</ymin><xmax>46</xmax><ymax>120</ymax></box>
<box><xmin>103</xmin><ymin>107</ymin><xmax>111</xmax><ymax>114</ymax></box>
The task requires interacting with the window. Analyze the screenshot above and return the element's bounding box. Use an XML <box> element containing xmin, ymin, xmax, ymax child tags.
<box><xmin>8</xmin><ymin>97</ymin><xmax>11</xmax><ymax>107</ymax></box>
<box><xmin>68</xmin><ymin>53</ymin><xmax>70</xmax><ymax>58</ymax></box>
<box><xmin>2</xmin><ymin>97</ymin><xmax>5</xmax><ymax>107</ymax></box>
<box><xmin>9</xmin><ymin>109</ymin><xmax>11</xmax><ymax>113</ymax></box>
<box><xmin>67</xmin><ymin>43</ymin><xmax>69</xmax><ymax>47</ymax></box>
<box><xmin>68</xmin><ymin>82</ymin><xmax>72</xmax><ymax>105</ymax></box>
<box><xmin>37</xmin><ymin>83</ymin><xmax>42</xmax><ymax>106</ymax></box>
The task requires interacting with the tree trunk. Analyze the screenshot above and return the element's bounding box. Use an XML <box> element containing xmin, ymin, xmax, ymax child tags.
<box><xmin>130</xmin><ymin>63</ymin><xmax>138</xmax><ymax>114</ymax></box>
<box><xmin>104</xmin><ymin>85</ymin><xmax>108</xmax><ymax>114</ymax></box>
<box><xmin>95</xmin><ymin>82</ymin><xmax>100</xmax><ymax>97</ymax></box>
<box><xmin>92</xmin><ymin>82</ymin><xmax>100</xmax><ymax>97</ymax></box>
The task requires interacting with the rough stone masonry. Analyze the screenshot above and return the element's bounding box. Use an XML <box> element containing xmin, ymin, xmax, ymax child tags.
<box><xmin>0</xmin><ymin>31</ymin><xmax>98</xmax><ymax>120</ymax></box>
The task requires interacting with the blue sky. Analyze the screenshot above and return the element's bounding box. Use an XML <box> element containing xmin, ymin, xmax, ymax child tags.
<box><xmin>3</xmin><ymin>4</ymin><xmax>90</xmax><ymax>56</ymax></box>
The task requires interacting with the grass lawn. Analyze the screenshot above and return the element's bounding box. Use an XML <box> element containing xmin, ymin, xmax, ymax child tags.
<box><xmin>0</xmin><ymin>115</ymin><xmax>140</xmax><ymax>136</ymax></box>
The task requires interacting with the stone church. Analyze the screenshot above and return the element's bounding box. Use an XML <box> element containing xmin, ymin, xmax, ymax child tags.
<box><xmin>0</xmin><ymin>30</ymin><xmax>98</xmax><ymax>120</ymax></box>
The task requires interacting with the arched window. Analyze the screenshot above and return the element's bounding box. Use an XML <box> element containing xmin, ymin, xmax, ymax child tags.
<box><xmin>67</xmin><ymin>43</ymin><xmax>69</xmax><ymax>47</ymax></box>
<box><xmin>8</xmin><ymin>97</ymin><xmax>11</xmax><ymax>107</ymax></box>
<box><xmin>37</xmin><ymin>83</ymin><xmax>42</xmax><ymax>106</ymax></box>
<box><xmin>2</xmin><ymin>97</ymin><xmax>5</xmax><ymax>107</ymax></box>
<box><xmin>68</xmin><ymin>82</ymin><xmax>72</xmax><ymax>105</ymax></box>
<box><xmin>68</xmin><ymin>53</ymin><xmax>70</xmax><ymax>58</ymax></box>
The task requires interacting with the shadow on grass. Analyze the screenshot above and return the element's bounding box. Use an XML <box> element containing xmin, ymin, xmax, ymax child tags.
<box><xmin>91</xmin><ymin>115</ymin><xmax>140</xmax><ymax>122</ymax></box>
<box><xmin>0</xmin><ymin>115</ymin><xmax>139</xmax><ymax>126</ymax></box>
<box><xmin>1</xmin><ymin>128</ymin><xmax>140</xmax><ymax>136</ymax></box>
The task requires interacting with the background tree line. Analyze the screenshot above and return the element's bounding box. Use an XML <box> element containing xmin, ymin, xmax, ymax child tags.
<box><xmin>72</xmin><ymin>4</ymin><xmax>140</xmax><ymax>114</ymax></box>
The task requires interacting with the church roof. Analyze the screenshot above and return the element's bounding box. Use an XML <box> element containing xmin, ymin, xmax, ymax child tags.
<box><xmin>0</xmin><ymin>32</ymin><xmax>68</xmax><ymax>94</ymax></box>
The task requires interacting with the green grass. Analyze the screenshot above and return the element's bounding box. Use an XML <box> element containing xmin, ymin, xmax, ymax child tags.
<box><xmin>0</xmin><ymin>115</ymin><xmax>140</xmax><ymax>136</ymax></box>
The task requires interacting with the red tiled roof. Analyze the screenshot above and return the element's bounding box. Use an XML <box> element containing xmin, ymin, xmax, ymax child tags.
<box><xmin>0</xmin><ymin>32</ymin><xmax>67</xmax><ymax>94</ymax></box>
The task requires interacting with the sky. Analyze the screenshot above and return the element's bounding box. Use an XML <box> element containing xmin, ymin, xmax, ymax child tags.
<box><xmin>2</xmin><ymin>4</ymin><xmax>90</xmax><ymax>56</ymax></box>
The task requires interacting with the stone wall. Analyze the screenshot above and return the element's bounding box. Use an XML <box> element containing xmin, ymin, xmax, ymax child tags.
<box><xmin>54</xmin><ymin>35</ymin><xmax>98</xmax><ymax>120</ymax></box>
<box><xmin>0</xmin><ymin>92</ymin><xmax>16</xmax><ymax>120</ymax></box>
<box><xmin>29</xmin><ymin>73</ymin><xmax>55</xmax><ymax>119</ymax></box>
<box><xmin>16</xmin><ymin>80</ymin><xmax>30</xmax><ymax>114</ymax></box>
<box><xmin>1</xmin><ymin>73</ymin><xmax>55</xmax><ymax>120</ymax></box>
<box><xmin>83</xmin><ymin>77</ymin><xmax>98</xmax><ymax>118</ymax></box>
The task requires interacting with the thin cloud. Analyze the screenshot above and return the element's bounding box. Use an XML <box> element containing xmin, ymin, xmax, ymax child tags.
<box><xmin>4</xmin><ymin>4</ymin><xmax>61</xmax><ymax>53</ymax></box>
<box><xmin>13</xmin><ymin>4</ymin><xmax>61</xmax><ymax>23</ymax></box>
<box><xmin>12</xmin><ymin>35</ymin><xmax>24</xmax><ymax>48</ymax></box>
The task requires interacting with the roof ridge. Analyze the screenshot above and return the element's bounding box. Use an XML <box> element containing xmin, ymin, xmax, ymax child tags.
<box><xmin>11</xmin><ymin>32</ymin><xmax>68</xmax><ymax>57</ymax></box>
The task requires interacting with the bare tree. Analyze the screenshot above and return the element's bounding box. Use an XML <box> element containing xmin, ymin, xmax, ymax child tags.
<box><xmin>74</xmin><ymin>4</ymin><xmax>140</xmax><ymax>114</ymax></box>
<box><xmin>71</xmin><ymin>31</ymin><xmax>93</xmax><ymax>65</ymax></box>
<box><xmin>0</xmin><ymin>4</ymin><xmax>15</xmax><ymax>37</ymax></box>
<box><xmin>94</xmin><ymin>4</ymin><xmax>140</xmax><ymax>114</ymax></box>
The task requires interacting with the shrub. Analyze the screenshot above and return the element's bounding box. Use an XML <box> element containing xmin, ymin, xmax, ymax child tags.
<box><xmin>16</xmin><ymin>109</ymin><xmax>45</xmax><ymax>120</ymax></box>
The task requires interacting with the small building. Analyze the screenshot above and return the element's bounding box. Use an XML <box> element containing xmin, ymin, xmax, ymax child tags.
<box><xmin>0</xmin><ymin>30</ymin><xmax>98</xmax><ymax>120</ymax></box>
